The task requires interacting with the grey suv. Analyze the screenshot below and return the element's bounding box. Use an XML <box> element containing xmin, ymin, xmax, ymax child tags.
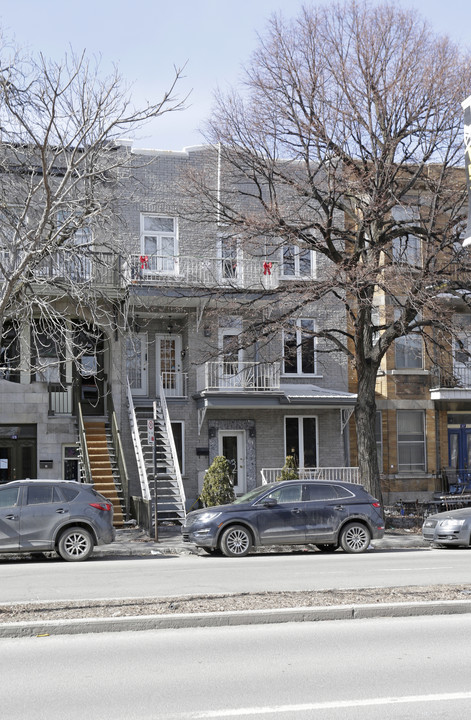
<box><xmin>0</xmin><ymin>479</ymin><xmax>115</xmax><ymax>561</ymax></box>
<box><xmin>183</xmin><ymin>480</ymin><xmax>384</xmax><ymax>556</ymax></box>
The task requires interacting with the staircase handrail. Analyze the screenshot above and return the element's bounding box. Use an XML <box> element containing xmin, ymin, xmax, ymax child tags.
<box><xmin>108</xmin><ymin>393</ymin><xmax>130</xmax><ymax>518</ymax></box>
<box><xmin>155</xmin><ymin>376</ymin><xmax>186</xmax><ymax>516</ymax></box>
<box><xmin>126</xmin><ymin>378</ymin><xmax>151</xmax><ymax>500</ymax></box>
<box><xmin>77</xmin><ymin>402</ymin><xmax>92</xmax><ymax>484</ymax></box>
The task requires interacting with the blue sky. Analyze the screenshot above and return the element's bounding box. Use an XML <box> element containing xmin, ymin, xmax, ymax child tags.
<box><xmin>0</xmin><ymin>0</ymin><xmax>469</xmax><ymax>150</ymax></box>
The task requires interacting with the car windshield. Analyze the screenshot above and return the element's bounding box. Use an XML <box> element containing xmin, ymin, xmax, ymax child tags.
<box><xmin>232</xmin><ymin>484</ymin><xmax>277</xmax><ymax>504</ymax></box>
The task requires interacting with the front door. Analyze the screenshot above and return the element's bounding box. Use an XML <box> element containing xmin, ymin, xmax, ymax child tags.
<box><xmin>218</xmin><ymin>430</ymin><xmax>246</xmax><ymax>495</ymax></box>
<box><xmin>448</xmin><ymin>428</ymin><xmax>471</xmax><ymax>486</ymax></box>
<box><xmin>126</xmin><ymin>333</ymin><xmax>148</xmax><ymax>396</ymax></box>
<box><xmin>0</xmin><ymin>439</ymin><xmax>36</xmax><ymax>483</ymax></box>
<box><xmin>219</xmin><ymin>329</ymin><xmax>243</xmax><ymax>389</ymax></box>
<box><xmin>156</xmin><ymin>335</ymin><xmax>182</xmax><ymax>396</ymax></box>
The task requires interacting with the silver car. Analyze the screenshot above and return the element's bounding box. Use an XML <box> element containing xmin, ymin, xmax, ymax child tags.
<box><xmin>422</xmin><ymin>507</ymin><xmax>471</xmax><ymax>548</ymax></box>
<box><xmin>0</xmin><ymin>479</ymin><xmax>115</xmax><ymax>561</ymax></box>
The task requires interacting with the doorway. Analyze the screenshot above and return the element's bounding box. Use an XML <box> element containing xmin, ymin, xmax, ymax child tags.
<box><xmin>126</xmin><ymin>333</ymin><xmax>148</xmax><ymax>397</ymax></box>
<box><xmin>448</xmin><ymin>427</ymin><xmax>471</xmax><ymax>485</ymax></box>
<box><xmin>218</xmin><ymin>430</ymin><xmax>246</xmax><ymax>494</ymax></box>
<box><xmin>0</xmin><ymin>435</ymin><xmax>37</xmax><ymax>483</ymax></box>
<box><xmin>156</xmin><ymin>334</ymin><xmax>182</xmax><ymax>396</ymax></box>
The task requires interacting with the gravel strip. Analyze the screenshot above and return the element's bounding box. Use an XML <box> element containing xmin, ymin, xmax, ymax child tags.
<box><xmin>1</xmin><ymin>584</ymin><xmax>471</xmax><ymax>622</ymax></box>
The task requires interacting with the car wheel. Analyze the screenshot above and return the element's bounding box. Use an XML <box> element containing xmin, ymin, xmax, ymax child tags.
<box><xmin>339</xmin><ymin>523</ymin><xmax>371</xmax><ymax>554</ymax></box>
<box><xmin>57</xmin><ymin>527</ymin><xmax>94</xmax><ymax>562</ymax></box>
<box><xmin>220</xmin><ymin>525</ymin><xmax>252</xmax><ymax>558</ymax></box>
<box><xmin>316</xmin><ymin>544</ymin><xmax>339</xmax><ymax>552</ymax></box>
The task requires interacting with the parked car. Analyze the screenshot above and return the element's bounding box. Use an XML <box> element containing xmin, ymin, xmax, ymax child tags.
<box><xmin>0</xmin><ymin>479</ymin><xmax>115</xmax><ymax>561</ymax></box>
<box><xmin>182</xmin><ymin>480</ymin><xmax>384</xmax><ymax>556</ymax></box>
<box><xmin>422</xmin><ymin>507</ymin><xmax>471</xmax><ymax>548</ymax></box>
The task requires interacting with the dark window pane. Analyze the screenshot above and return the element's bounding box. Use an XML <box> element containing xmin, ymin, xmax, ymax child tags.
<box><xmin>0</xmin><ymin>487</ymin><xmax>19</xmax><ymax>507</ymax></box>
<box><xmin>26</xmin><ymin>485</ymin><xmax>53</xmax><ymax>505</ymax></box>
<box><xmin>303</xmin><ymin>417</ymin><xmax>317</xmax><ymax>467</ymax></box>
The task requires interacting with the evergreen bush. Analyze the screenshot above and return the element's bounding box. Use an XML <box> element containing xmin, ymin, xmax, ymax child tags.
<box><xmin>277</xmin><ymin>455</ymin><xmax>298</xmax><ymax>482</ymax></box>
<box><xmin>200</xmin><ymin>455</ymin><xmax>236</xmax><ymax>507</ymax></box>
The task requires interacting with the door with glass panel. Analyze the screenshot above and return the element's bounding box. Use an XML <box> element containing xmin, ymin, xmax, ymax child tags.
<box><xmin>126</xmin><ymin>333</ymin><xmax>148</xmax><ymax>396</ymax></box>
<box><xmin>285</xmin><ymin>417</ymin><xmax>318</xmax><ymax>472</ymax></box>
<box><xmin>156</xmin><ymin>335</ymin><xmax>182</xmax><ymax>397</ymax></box>
<box><xmin>219</xmin><ymin>329</ymin><xmax>243</xmax><ymax>389</ymax></box>
<box><xmin>218</xmin><ymin>430</ymin><xmax>246</xmax><ymax>494</ymax></box>
<box><xmin>141</xmin><ymin>216</ymin><xmax>177</xmax><ymax>275</ymax></box>
<box><xmin>448</xmin><ymin>428</ymin><xmax>471</xmax><ymax>486</ymax></box>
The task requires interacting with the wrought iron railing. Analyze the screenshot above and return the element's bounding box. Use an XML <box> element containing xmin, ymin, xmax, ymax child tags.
<box><xmin>430</xmin><ymin>365</ymin><xmax>471</xmax><ymax>389</ymax></box>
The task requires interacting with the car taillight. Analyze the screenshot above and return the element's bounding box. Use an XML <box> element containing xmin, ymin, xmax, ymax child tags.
<box><xmin>371</xmin><ymin>502</ymin><xmax>381</xmax><ymax>508</ymax></box>
<box><xmin>89</xmin><ymin>502</ymin><xmax>112</xmax><ymax>512</ymax></box>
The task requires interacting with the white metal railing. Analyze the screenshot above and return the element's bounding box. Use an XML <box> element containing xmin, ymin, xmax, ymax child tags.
<box><xmin>200</xmin><ymin>361</ymin><xmax>281</xmax><ymax>391</ymax></box>
<box><xmin>261</xmin><ymin>467</ymin><xmax>360</xmax><ymax>484</ymax></box>
<box><xmin>128</xmin><ymin>254</ymin><xmax>279</xmax><ymax>290</ymax></box>
<box><xmin>126</xmin><ymin>378</ymin><xmax>151</xmax><ymax>500</ymax></box>
<box><xmin>156</xmin><ymin>374</ymin><xmax>186</xmax><ymax>515</ymax></box>
<box><xmin>161</xmin><ymin>371</ymin><xmax>188</xmax><ymax>398</ymax></box>
<box><xmin>431</xmin><ymin>364</ymin><xmax>471</xmax><ymax>390</ymax></box>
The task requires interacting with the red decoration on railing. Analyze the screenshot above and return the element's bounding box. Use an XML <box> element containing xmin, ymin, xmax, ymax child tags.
<box><xmin>139</xmin><ymin>255</ymin><xmax>149</xmax><ymax>269</ymax></box>
<box><xmin>263</xmin><ymin>261</ymin><xmax>272</xmax><ymax>275</ymax></box>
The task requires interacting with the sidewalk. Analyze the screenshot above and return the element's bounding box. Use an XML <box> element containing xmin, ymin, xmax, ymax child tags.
<box><xmin>93</xmin><ymin>525</ymin><xmax>428</xmax><ymax>558</ymax></box>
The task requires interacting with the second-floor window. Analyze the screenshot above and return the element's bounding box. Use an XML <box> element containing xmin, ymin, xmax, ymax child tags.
<box><xmin>141</xmin><ymin>215</ymin><xmax>177</xmax><ymax>274</ymax></box>
<box><xmin>281</xmin><ymin>243</ymin><xmax>314</xmax><ymax>279</ymax></box>
<box><xmin>283</xmin><ymin>319</ymin><xmax>316</xmax><ymax>375</ymax></box>
<box><xmin>391</xmin><ymin>206</ymin><xmax>421</xmax><ymax>266</ymax></box>
<box><xmin>219</xmin><ymin>237</ymin><xmax>239</xmax><ymax>280</ymax></box>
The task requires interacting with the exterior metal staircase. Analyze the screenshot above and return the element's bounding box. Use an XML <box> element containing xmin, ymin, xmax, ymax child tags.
<box><xmin>82</xmin><ymin>420</ymin><xmax>125</xmax><ymax>527</ymax></box>
<box><xmin>126</xmin><ymin>378</ymin><xmax>186</xmax><ymax>525</ymax></box>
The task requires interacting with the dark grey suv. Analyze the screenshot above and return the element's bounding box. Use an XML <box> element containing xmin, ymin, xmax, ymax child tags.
<box><xmin>0</xmin><ymin>479</ymin><xmax>115</xmax><ymax>561</ymax></box>
<box><xmin>183</xmin><ymin>480</ymin><xmax>384</xmax><ymax>556</ymax></box>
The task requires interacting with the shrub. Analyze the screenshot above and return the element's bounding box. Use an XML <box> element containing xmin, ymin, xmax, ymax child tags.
<box><xmin>200</xmin><ymin>455</ymin><xmax>236</xmax><ymax>507</ymax></box>
<box><xmin>277</xmin><ymin>455</ymin><xmax>298</xmax><ymax>482</ymax></box>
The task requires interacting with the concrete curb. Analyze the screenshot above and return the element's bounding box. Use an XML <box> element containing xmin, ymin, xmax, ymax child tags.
<box><xmin>2</xmin><ymin>599</ymin><xmax>471</xmax><ymax>639</ymax></box>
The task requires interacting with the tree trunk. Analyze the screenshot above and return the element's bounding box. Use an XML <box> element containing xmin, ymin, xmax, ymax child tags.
<box><xmin>354</xmin><ymin>363</ymin><xmax>383</xmax><ymax>505</ymax></box>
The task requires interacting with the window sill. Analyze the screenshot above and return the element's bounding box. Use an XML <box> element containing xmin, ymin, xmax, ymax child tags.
<box><xmin>388</xmin><ymin>369</ymin><xmax>429</xmax><ymax>375</ymax></box>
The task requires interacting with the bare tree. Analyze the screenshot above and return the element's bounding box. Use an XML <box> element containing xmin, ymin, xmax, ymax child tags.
<box><xmin>0</xmin><ymin>35</ymin><xmax>185</xmax><ymax>383</ymax></box>
<box><xmin>189</xmin><ymin>1</ymin><xmax>471</xmax><ymax>502</ymax></box>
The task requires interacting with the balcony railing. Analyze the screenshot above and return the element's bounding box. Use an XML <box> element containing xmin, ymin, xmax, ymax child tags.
<box><xmin>198</xmin><ymin>361</ymin><xmax>281</xmax><ymax>392</ymax></box>
<box><xmin>430</xmin><ymin>365</ymin><xmax>471</xmax><ymax>389</ymax></box>
<box><xmin>0</xmin><ymin>250</ymin><xmax>125</xmax><ymax>288</ymax></box>
<box><xmin>261</xmin><ymin>467</ymin><xmax>360</xmax><ymax>484</ymax></box>
<box><xmin>128</xmin><ymin>254</ymin><xmax>280</xmax><ymax>290</ymax></box>
<box><xmin>161</xmin><ymin>372</ymin><xmax>188</xmax><ymax>398</ymax></box>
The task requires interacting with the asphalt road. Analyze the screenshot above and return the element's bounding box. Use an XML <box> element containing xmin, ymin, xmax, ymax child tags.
<box><xmin>3</xmin><ymin>614</ymin><xmax>471</xmax><ymax>719</ymax></box>
<box><xmin>0</xmin><ymin>546</ymin><xmax>468</xmax><ymax>604</ymax></box>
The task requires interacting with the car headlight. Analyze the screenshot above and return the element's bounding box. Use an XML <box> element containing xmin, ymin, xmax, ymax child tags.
<box><xmin>438</xmin><ymin>519</ymin><xmax>466</xmax><ymax>528</ymax></box>
<box><xmin>197</xmin><ymin>512</ymin><xmax>222</xmax><ymax>523</ymax></box>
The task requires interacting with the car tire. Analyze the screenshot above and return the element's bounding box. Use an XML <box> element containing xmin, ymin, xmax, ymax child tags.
<box><xmin>57</xmin><ymin>527</ymin><xmax>94</xmax><ymax>562</ymax></box>
<box><xmin>220</xmin><ymin>525</ymin><xmax>252</xmax><ymax>558</ymax></box>
<box><xmin>339</xmin><ymin>522</ymin><xmax>371</xmax><ymax>554</ymax></box>
<box><xmin>316</xmin><ymin>544</ymin><xmax>339</xmax><ymax>552</ymax></box>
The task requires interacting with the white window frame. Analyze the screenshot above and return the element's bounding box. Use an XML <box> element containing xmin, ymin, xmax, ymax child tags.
<box><xmin>280</xmin><ymin>243</ymin><xmax>315</xmax><ymax>279</ymax></box>
<box><xmin>391</xmin><ymin>206</ymin><xmax>421</xmax><ymax>266</ymax></box>
<box><xmin>397</xmin><ymin>410</ymin><xmax>426</xmax><ymax>473</ymax></box>
<box><xmin>282</xmin><ymin>318</ymin><xmax>317</xmax><ymax>375</ymax></box>
<box><xmin>140</xmin><ymin>214</ymin><xmax>178</xmax><ymax>275</ymax></box>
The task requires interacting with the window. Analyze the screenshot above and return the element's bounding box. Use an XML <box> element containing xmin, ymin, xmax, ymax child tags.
<box><xmin>0</xmin><ymin>322</ymin><xmax>20</xmax><ymax>383</ymax></box>
<box><xmin>219</xmin><ymin>237</ymin><xmax>239</xmax><ymax>280</ymax></box>
<box><xmin>281</xmin><ymin>243</ymin><xmax>314</xmax><ymax>278</ymax></box>
<box><xmin>397</xmin><ymin>411</ymin><xmax>426</xmax><ymax>472</ymax></box>
<box><xmin>141</xmin><ymin>215</ymin><xmax>177</xmax><ymax>274</ymax></box>
<box><xmin>392</xmin><ymin>206</ymin><xmax>421</xmax><ymax>266</ymax></box>
<box><xmin>0</xmin><ymin>486</ymin><xmax>19</xmax><ymax>508</ymax></box>
<box><xmin>285</xmin><ymin>416</ymin><xmax>317</xmax><ymax>468</ymax></box>
<box><xmin>63</xmin><ymin>446</ymin><xmax>80</xmax><ymax>482</ymax></box>
<box><xmin>56</xmin><ymin>211</ymin><xmax>92</xmax><ymax>281</ymax></box>
<box><xmin>394</xmin><ymin>310</ymin><xmax>423</xmax><ymax>369</ymax></box>
<box><xmin>283</xmin><ymin>319</ymin><xmax>316</xmax><ymax>374</ymax></box>
<box><xmin>32</xmin><ymin>324</ymin><xmax>64</xmax><ymax>384</ymax></box>
<box><xmin>26</xmin><ymin>485</ymin><xmax>62</xmax><ymax>505</ymax></box>
<box><xmin>263</xmin><ymin>483</ymin><xmax>303</xmax><ymax>504</ymax></box>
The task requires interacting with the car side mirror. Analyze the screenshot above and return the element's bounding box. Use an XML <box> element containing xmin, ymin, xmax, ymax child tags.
<box><xmin>263</xmin><ymin>498</ymin><xmax>277</xmax><ymax>508</ymax></box>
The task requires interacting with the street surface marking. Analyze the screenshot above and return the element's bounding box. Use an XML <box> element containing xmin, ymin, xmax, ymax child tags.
<box><xmin>174</xmin><ymin>691</ymin><xmax>471</xmax><ymax>718</ymax></box>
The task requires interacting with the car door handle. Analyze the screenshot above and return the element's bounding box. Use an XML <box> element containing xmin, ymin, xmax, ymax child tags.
<box><xmin>56</xmin><ymin>508</ymin><xmax>68</xmax><ymax>514</ymax></box>
<box><xmin>5</xmin><ymin>514</ymin><xmax>18</xmax><ymax>521</ymax></box>
<box><xmin>291</xmin><ymin>508</ymin><xmax>301</xmax><ymax>514</ymax></box>
<box><xmin>334</xmin><ymin>505</ymin><xmax>345</xmax><ymax>511</ymax></box>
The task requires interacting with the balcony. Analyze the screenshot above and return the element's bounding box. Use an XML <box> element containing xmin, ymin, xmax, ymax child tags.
<box><xmin>197</xmin><ymin>361</ymin><xmax>281</xmax><ymax>393</ymax></box>
<box><xmin>430</xmin><ymin>365</ymin><xmax>471</xmax><ymax>401</ymax></box>
<box><xmin>0</xmin><ymin>250</ymin><xmax>125</xmax><ymax>289</ymax></box>
<box><xmin>128</xmin><ymin>254</ymin><xmax>280</xmax><ymax>290</ymax></box>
